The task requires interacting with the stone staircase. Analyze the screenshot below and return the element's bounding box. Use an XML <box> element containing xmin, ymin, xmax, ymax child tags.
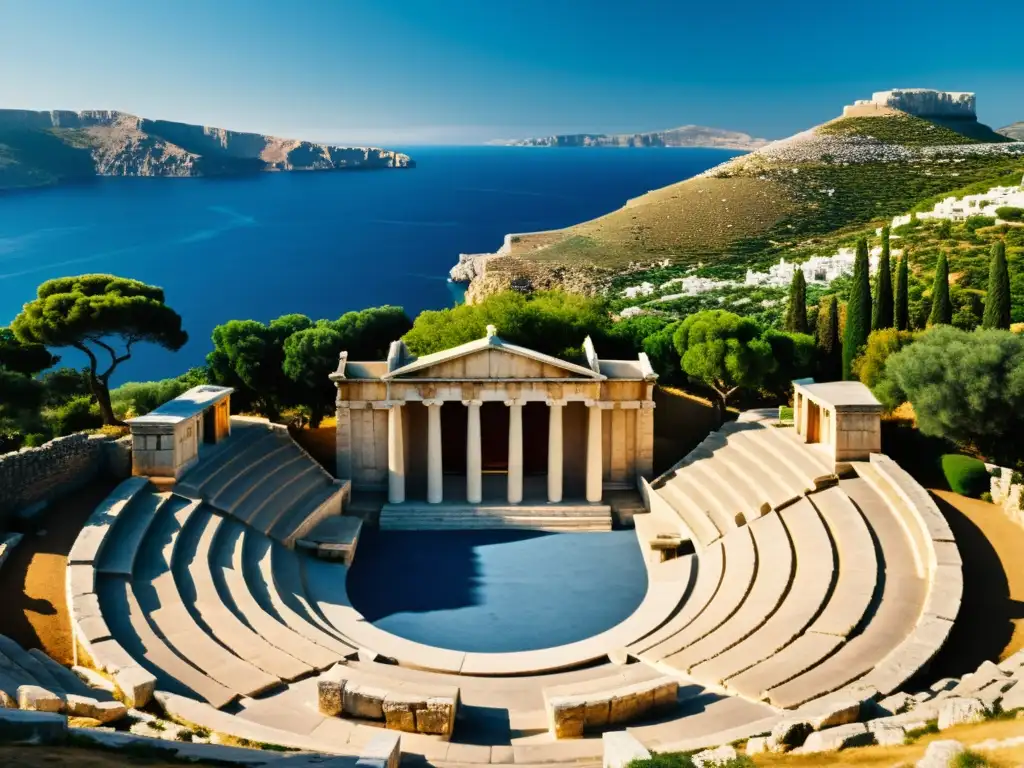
<box><xmin>378</xmin><ymin>501</ymin><xmax>613</xmax><ymax>531</ymax></box>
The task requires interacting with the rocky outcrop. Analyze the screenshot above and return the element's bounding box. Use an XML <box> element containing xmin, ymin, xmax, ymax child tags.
<box><xmin>503</xmin><ymin>125</ymin><xmax>768</xmax><ymax>151</ymax></box>
<box><xmin>0</xmin><ymin>109</ymin><xmax>413</xmax><ymax>190</ymax></box>
<box><xmin>870</xmin><ymin>89</ymin><xmax>976</xmax><ymax>118</ymax></box>
<box><xmin>999</xmin><ymin>122</ymin><xmax>1024</xmax><ymax>141</ymax></box>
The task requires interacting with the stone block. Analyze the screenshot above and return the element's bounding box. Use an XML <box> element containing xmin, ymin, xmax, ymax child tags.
<box><xmin>808</xmin><ymin>699</ymin><xmax>863</xmax><ymax>730</ymax></box>
<box><xmin>344</xmin><ymin>683</ymin><xmax>387</xmax><ymax>721</ymax></box>
<box><xmin>113</xmin><ymin>666</ymin><xmax>155</xmax><ymax>708</ymax></box>
<box><xmin>745</xmin><ymin>737</ymin><xmax>768</xmax><ymax>755</ymax></box>
<box><xmin>317</xmin><ymin>669</ymin><xmax>346</xmax><ymax>717</ymax></box>
<box><xmin>798</xmin><ymin>722</ymin><xmax>872</xmax><ymax>753</ymax></box>
<box><xmin>878</xmin><ymin>691</ymin><xmax>914</xmax><ymax>715</ymax></box>
<box><xmin>382</xmin><ymin>692</ymin><xmax>423</xmax><ymax>732</ymax></box>
<box><xmin>867</xmin><ymin>719</ymin><xmax>906</xmax><ymax>746</ymax></box>
<box><xmin>998</xmin><ymin>649</ymin><xmax>1024</xmax><ymax>673</ymax></box>
<box><xmin>415</xmin><ymin>696</ymin><xmax>457</xmax><ymax>738</ymax></box>
<box><xmin>602</xmin><ymin>731</ymin><xmax>651</xmax><ymax>768</ymax></box>
<box><xmin>1000</xmin><ymin>678</ymin><xmax>1024</xmax><ymax>711</ymax></box>
<box><xmin>71</xmin><ymin>666</ymin><xmax>116</xmax><ymax>695</ymax></box>
<box><xmin>610</xmin><ymin>687</ymin><xmax>653</xmax><ymax>725</ymax></box>
<box><xmin>583</xmin><ymin>699</ymin><xmax>610</xmax><ymax>729</ymax></box>
<box><xmin>356</xmin><ymin>730</ymin><xmax>401</xmax><ymax>768</ymax></box>
<box><xmin>546</xmin><ymin>696</ymin><xmax>586</xmax><ymax>739</ymax></box>
<box><xmin>929</xmin><ymin>677</ymin><xmax>959</xmax><ymax>693</ymax></box>
<box><xmin>937</xmin><ymin>697</ymin><xmax>987</xmax><ymax>730</ymax></box>
<box><xmin>651</xmin><ymin>679</ymin><xmax>678</xmax><ymax>710</ymax></box>
<box><xmin>17</xmin><ymin>685</ymin><xmax>64</xmax><ymax>713</ymax></box>
<box><xmin>0</xmin><ymin>689</ymin><xmax>14</xmax><ymax>708</ymax></box>
<box><xmin>693</xmin><ymin>744</ymin><xmax>737</xmax><ymax>766</ymax></box>
<box><xmin>767</xmin><ymin>719</ymin><xmax>813</xmax><ymax>751</ymax></box>
<box><xmin>64</xmin><ymin>695</ymin><xmax>126</xmax><ymax>725</ymax></box>
<box><xmin>0</xmin><ymin>708</ymin><xmax>68</xmax><ymax>744</ymax></box>
<box><xmin>916</xmin><ymin>739</ymin><xmax>964</xmax><ymax>768</ymax></box>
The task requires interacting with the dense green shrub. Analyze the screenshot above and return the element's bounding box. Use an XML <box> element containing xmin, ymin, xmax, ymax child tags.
<box><xmin>941</xmin><ymin>454</ymin><xmax>991</xmax><ymax>497</ymax></box>
<box><xmin>46</xmin><ymin>395</ymin><xmax>103</xmax><ymax>435</ymax></box>
<box><xmin>965</xmin><ymin>215</ymin><xmax>996</xmax><ymax>232</ymax></box>
<box><xmin>995</xmin><ymin>206</ymin><xmax>1024</xmax><ymax>221</ymax></box>
<box><xmin>842</xmin><ymin>239</ymin><xmax>872</xmax><ymax>378</ymax></box>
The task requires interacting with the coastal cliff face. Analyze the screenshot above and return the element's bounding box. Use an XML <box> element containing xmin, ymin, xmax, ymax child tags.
<box><xmin>0</xmin><ymin>109</ymin><xmax>413</xmax><ymax>190</ymax></box>
<box><xmin>504</xmin><ymin>125</ymin><xmax>767</xmax><ymax>151</ymax></box>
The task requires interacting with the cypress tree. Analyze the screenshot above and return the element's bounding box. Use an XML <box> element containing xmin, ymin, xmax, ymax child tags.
<box><xmin>784</xmin><ymin>268</ymin><xmax>809</xmax><ymax>334</ymax></box>
<box><xmin>895</xmin><ymin>252</ymin><xmax>910</xmax><ymax>331</ymax></box>
<box><xmin>816</xmin><ymin>294</ymin><xmax>841</xmax><ymax>381</ymax></box>
<box><xmin>872</xmin><ymin>226</ymin><xmax>894</xmax><ymax>330</ymax></box>
<box><xmin>982</xmin><ymin>240</ymin><xmax>1011</xmax><ymax>330</ymax></box>
<box><xmin>928</xmin><ymin>252</ymin><xmax>952</xmax><ymax>327</ymax></box>
<box><xmin>842</xmin><ymin>238</ymin><xmax>872</xmax><ymax>379</ymax></box>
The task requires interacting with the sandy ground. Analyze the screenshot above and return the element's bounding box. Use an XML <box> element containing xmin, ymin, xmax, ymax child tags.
<box><xmin>0</xmin><ymin>479</ymin><xmax>119</xmax><ymax>663</ymax></box>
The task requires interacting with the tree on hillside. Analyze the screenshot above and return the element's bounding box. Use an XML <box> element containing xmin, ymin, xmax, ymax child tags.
<box><xmin>11</xmin><ymin>275</ymin><xmax>187</xmax><ymax>425</ymax></box>
<box><xmin>784</xmin><ymin>269</ymin><xmax>809</xmax><ymax>334</ymax></box>
<box><xmin>878</xmin><ymin>326</ymin><xmax>1024</xmax><ymax>462</ymax></box>
<box><xmin>928</xmin><ymin>252</ymin><xmax>953</xmax><ymax>326</ymax></box>
<box><xmin>641</xmin><ymin>320</ymin><xmax>683</xmax><ymax>385</ymax></box>
<box><xmin>816</xmin><ymin>295</ymin><xmax>842</xmax><ymax>381</ymax></box>
<box><xmin>895</xmin><ymin>254</ymin><xmax>910</xmax><ymax>331</ymax></box>
<box><xmin>672</xmin><ymin>310</ymin><xmax>776</xmax><ymax>420</ymax></box>
<box><xmin>842</xmin><ymin>239</ymin><xmax>872</xmax><ymax>380</ymax></box>
<box><xmin>851</xmin><ymin>328</ymin><xmax>915</xmax><ymax>395</ymax></box>
<box><xmin>872</xmin><ymin>227</ymin><xmax>894</xmax><ymax>330</ymax></box>
<box><xmin>332</xmin><ymin>305</ymin><xmax>412</xmax><ymax>359</ymax></box>
<box><xmin>0</xmin><ymin>327</ymin><xmax>59</xmax><ymax>376</ymax></box>
<box><xmin>763</xmin><ymin>330</ymin><xmax>817</xmax><ymax>398</ymax></box>
<box><xmin>983</xmin><ymin>240</ymin><xmax>1011</xmax><ymax>330</ymax></box>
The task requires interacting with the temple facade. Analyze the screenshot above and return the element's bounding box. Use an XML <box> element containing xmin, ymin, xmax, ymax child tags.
<box><xmin>330</xmin><ymin>326</ymin><xmax>656</xmax><ymax>508</ymax></box>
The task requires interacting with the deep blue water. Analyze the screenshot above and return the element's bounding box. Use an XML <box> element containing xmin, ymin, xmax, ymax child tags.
<box><xmin>0</xmin><ymin>147</ymin><xmax>738</xmax><ymax>381</ymax></box>
<box><xmin>308</xmin><ymin>529</ymin><xmax>647</xmax><ymax>653</ymax></box>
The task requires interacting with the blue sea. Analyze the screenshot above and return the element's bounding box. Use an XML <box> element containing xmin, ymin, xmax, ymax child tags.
<box><xmin>0</xmin><ymin>146</ymin><xmax>738</xmax><ymax>381</ymax></box>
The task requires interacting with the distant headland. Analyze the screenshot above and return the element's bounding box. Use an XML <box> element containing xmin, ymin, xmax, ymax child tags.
<box><xmin>495</xmin><ymin>124</ymin><xmax>769</xmax><ymax>151</ymax></box>
<box><xmin>0</xmin><ymin>109</ymin><xmax>414</xmax><ymax>191</ymax></box>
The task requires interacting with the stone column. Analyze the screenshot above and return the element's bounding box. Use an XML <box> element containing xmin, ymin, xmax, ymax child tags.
<box><xmin>546</xmin><ymin>399</ymin><xmax>565</xmax><ymax>503</ymax></box>
<box><xmin>387</xmin><ymin>402</ymin><xmax>405</xmax><ymax>504</ymax></box>
<box><xmin>463</xmin><ymin>400</ymin><xmax>483</xmax><ymax>504</ymax></box>
<box><xmin>585</xmin><ymin>400</ymin><xmax>603</xmax><ymax>503</ymax></box>
<box><xmin>636</xmin><ymin>400</ymin><xmax>656</xmax><ymax>482</ymax></box>
<box><xmin>506</xmin><ymin>399</ymin><xmax>524</xmax><ymax>504</ymax></box>
<box><xmin>424</xmin><ymin>399</ymin><xmax>443</xmax><ymax>504</ymax></box>
<box><xmin>335</xmin><ymin>401</ymin><xmax>354</xmax><ymax>481</ymax></box>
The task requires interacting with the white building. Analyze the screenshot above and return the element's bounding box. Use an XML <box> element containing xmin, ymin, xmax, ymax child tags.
<box><xmin>891</xmin><ymin>181</ymin><xmax>1024</xmax><ymax>229</ymax></box>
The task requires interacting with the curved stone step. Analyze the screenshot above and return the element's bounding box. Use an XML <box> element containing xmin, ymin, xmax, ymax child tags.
<box><xmin>0</xmin><ymin>635</ymin><xmax>61</xmax><ymax>692</ymax></box>
<box><xmin>656</xmin><ymin>479</ymin><xmax>722</xmax><ymax>548</ymax></box>
<box><xmin>230</xmin><ymin>456</ymin><xmax>310</xmax><ymax>525</ymax></box>
<box><xmin>247</xmin><ymin>465</ymin><xmax>322</xmax><ymax>534</ymax></box>
<box><xmin>269</xmin><ymin>482</ymin><xmax>340</xmax><ymax>542</ymax></box>
<box><xmin>198</xmin><ymin>433</ymin><xmax>290</xmax><ymax>503</ymax></box>
<box><xmin>677</xmin><ymin>465</ymin><xmax>742</xmax><ymax>533</ymax></box>
<box><xmin>96</xmin><ymin>490</ymin><xmax>170</xmax><ymax>577</ymax></box>
<box><xmin>209</xmin><ymin>446</ymin><xmax>300</xmax><ymax>515</ymax></box>
<box><xmin>176</xmin><ymin>426</ymin><xmax>271</xmax><ymax>495</ymax></box>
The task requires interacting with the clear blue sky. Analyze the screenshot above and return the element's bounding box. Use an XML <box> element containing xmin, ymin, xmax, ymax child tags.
<box><xmin>1</xmin><ymin>0</ymin><xmax>1020</xmax><ymax>145</ymax></box>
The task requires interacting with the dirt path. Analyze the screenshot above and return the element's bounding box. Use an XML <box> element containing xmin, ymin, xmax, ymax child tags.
<box><xmin>0</xmin><ymin>479</ymin><xmax>118</xmax><ymax>664</ymax></box>
<box><xmin>927</xmin><ymin>489</ymin><xmax>1024</xmax><ymax>679</ymax></box>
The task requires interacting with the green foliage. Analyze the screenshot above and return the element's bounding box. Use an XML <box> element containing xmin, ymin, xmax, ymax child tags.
<box><xmin>763</xmin><ymin>330</ymin><xmax>817</xmax><ymax>398</ymax></box>
<box><xmin>879</xmin><ymin>326</ymin><xmax>1024</xmax><ymax>462</ymax></box>
<box><xmin>949</xmin><ymin>750</ymin><xmax>997</xmax><ymax>768</ymax></box>
<box><xmin>0</xmin><ymin>326</ymin><xmax>58</xmax><ymax>375</ymax></box>
<box><xmin>642</xmin><ymin>321</ymin><xmax>683</xmax><ymax>385</ymax></box>
<box><xmin>842</xmin><ymin>238</ymin><xmax>872</xmax><ymax>379</ymax></box>
<box><xmin>872</xmin><ymin>227</ymin><xmax>894</xmax><ymax>330</ymax></box>
<box><xmin>996</xmin><ymin>206</ymin><xmax>1024</xmax><ymax>221</ymax></box>
<box><xmin>404</xmin><ymin>291</ymin><xmax>612</xmax><ymax>360</ymax></box>
<box><xmin>109</xmin><ymin>368</ymin><xmax>209</xmax><ymax>421</ymax></box>
<box><xmin>627</xmin><ymin>754</ymin><xmax>755</xmax><ymax>768</ymax></box>
<box><xmin>45</xmin><ymin>394</ymin><xmax>103</xmax><ymax>435</ymax></box>
<box><xmin>784</xmin><ymin>269</ymin><xmax>808</xmax><ymax>333</ymax></box>
<box><xmin>816</xmin><ymin>114</ymin><xmax>986</xmax><ymax>146</ymax></box>
<box><xmin>928</xmin><ymin>252</ymin><xmax>953</xmax><ymax>326</ymax></box>
<box><xmin>941</xmin><ymin>454</ymin><xmax>991</xmax><ymax>497</ymax></box>
<box><xmin>895</xmin><ymin>254</ymin><xmax>910</xmax><ymax>331</ymax></box>
<box><xmin>815</xmin><ymin>295</ymin><xmax>841</xmax><ymax>381</ymax></box>
<box><xmin>853</xmin><ymin>329</ymin><xmax>916</xmax><ymax>397</ymax></box>
<box><xmin>11</xmin><ymin>274</ymin><xmax>187</xmax><ymax>425</ymax></box>
<box><xmin>38</xmin><ymin>367</ymin><xmax>92</xmax><ymax>407</ymax></box>
<box><xmin>673</xmin><ymin>310</ymin><xmax>776</xmax><ymax>413</ymax></box>
<box><xmin>966</xmin><ymin>215</ymin><xmax>996</xmax><ymax>232</ymax></box>
<box><xmin>283</xmin><ymin>324</ymin><xmax>344</xmax><ymax>428</ymax></box>
<box><xmin>983</xmin><ymin>241</ymin><xmax>1012</xmax><ymax>330</ymax></box>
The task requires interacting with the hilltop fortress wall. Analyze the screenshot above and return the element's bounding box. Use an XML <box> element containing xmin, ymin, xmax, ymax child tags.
<box><xmin>844</xmin><ymin>89</ymin><xmax>976</xmax><ymax>119</ymax></box>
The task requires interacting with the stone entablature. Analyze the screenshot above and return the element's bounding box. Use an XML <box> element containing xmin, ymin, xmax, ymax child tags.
<box><xmin>331</xmin><ymin>328</ymin><xmax>656</xmax><ymax>504</ymax></box>
<box><xmin>793</xmin><ymin>380</ymin><xmax>882</xmax><ymax>469</ymax></box>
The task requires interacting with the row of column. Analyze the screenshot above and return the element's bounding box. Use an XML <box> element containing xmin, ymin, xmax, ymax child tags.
<box><xmin>387</xmin><ymin>399</ymin><xmax>604</xmax><ymax>506</ymax></box>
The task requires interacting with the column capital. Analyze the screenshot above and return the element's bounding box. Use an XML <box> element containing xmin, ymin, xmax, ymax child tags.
<box><xmin>640</xmin><ymin>400</ymin><xmax>657</xmax><ymax>410</ymax></box>
<box><xmin>337</xmin><ymin>400</ymin><xmax>368</xmax><ymax>410</ymax></box>
<box><xmin>462</xmin><ymin>399</ymin><xmax>483</xmax><ymax>407</ymax></box>
<box><xmin>617</xmin><ymin>401</ymin><xmax>641</xmax><ymax>410</ymax></box>
<box><xmin>422</xmin><ymin>398</ymin><xmax>444</xmax><ymax>407</ymax></box>
<box><xmin>584</xmin><ymin>399</ymin><xmax>614</xmax><ymax>409</ymax></box>
<box><xmin>545</xmin><ymin>398</ymin><xmax>568</xmax><ymax>407</ymax></box>
<box><xmin>504</xmin><ymin>398</ymin><xmax>526</xmax><ymax>408</ymax></box>
<box><xmin>373</xmin><ymin>400</ymin><xmax>405</xmax><ymax>409</ymax></box>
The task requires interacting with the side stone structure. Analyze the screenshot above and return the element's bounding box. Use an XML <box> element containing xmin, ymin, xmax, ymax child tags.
<box><xmin>0</xmin><ymin>433</ymin><xmax>131</xmax><ymax>523</ymax></box>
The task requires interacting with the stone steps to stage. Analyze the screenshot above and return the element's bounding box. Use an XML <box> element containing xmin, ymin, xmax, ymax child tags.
<box><xmin>380</xmin><ymin>502</ymin><xmax>613</xmax><ymax>531</ymax></box>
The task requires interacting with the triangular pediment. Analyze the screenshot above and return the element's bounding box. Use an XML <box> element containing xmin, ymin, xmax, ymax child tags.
<box><xmin>384</xmin><ymin>335</ymin><xmax>603</xmax><ymax>381</ymax></box>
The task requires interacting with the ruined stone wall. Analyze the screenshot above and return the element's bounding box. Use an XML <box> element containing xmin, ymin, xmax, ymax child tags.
<box><xmin>0</xmin><ymin>433</ymin><xmax>131</xmax><ymax>523</ymax></box>
<box><xmin>870</xmin><ymin>89</ymin><xmax>976</xmax><ymax>118</ymax></box>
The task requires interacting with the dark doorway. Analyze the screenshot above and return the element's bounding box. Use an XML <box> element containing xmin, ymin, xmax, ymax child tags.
<box><xmin>442</xmin><ymin>402</ymin><xmax>467</xmax><ymax>475</ymax></box>
<box><xmin>481</xmin><ymin>402</ymin><xmax>509</xmax><ymax>472</ymax></box>
<box><xmin>523</xmin><ymin>402</ymin><xmax>549</xmax><ymax>475</ymax></box>
<box><xmin>202</xmin><ymin>411</ymin><xmax>217</xmax><ymax>444</ymax></box>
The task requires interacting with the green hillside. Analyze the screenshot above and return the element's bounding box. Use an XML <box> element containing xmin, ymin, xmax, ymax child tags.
<box><xmin>505</xmin><ymin>112</ymin><xmax>1024</xmax><ymax>275</ymax></box>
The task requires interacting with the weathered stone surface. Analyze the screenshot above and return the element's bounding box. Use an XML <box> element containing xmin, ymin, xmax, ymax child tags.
<box><xmin>602</xmin><ymin>731</ymin><xmax>651</xmax><ymax>768</ymax></box>
<box><xmin>929</xmin><ymin>677</ymin><xmax>959</xmax><ymax>693</ymax></box>
<box><xmin>381</xmin><ymin>693</ymin><xmax>421</xmax><ymax>733</ymax></box>
<box><xmin>547</xmin><ymin>697</ymin><xmax>586</xmax><ymax>739</ymax></box>
<box><xmin>745</xmin><ymin>736</ymin><xmax>767</xmax><ymax>755</ymax></box>
<box><xmin>937</xmin><ymin>697</ymin><xmax>988</xmax><ymax>730</ymax></box>
<box><xmin>651</xmin><ymin>679</ymin><xmax>678</xmax><ymax>710</ymax></box>
<box><xmin>130</xmin><ymin>720</ymin><xmax>189</xmax><ymax>741</ymax></box>
<box><xmin>767</xmin><ymin>719</ymin><xmax>813</xmax><ymax>751</ymax></box>
<box><xmin>952</xmin><ymin>661</ymin><xmax>1011</xmax><ymax>697</ymax></box>
<box><xmin>317</xmin><ymin>671</ymin><xmax>346</xmax><ymax>717</ymax></box>
<box><xmin>916</xmin><ymin>739</ymin><xmax>964</xmax><ymax>768</ymax></box>
<box><xmin>65</xmin><ymin>694</ymin><xmax>126</xmax><ymax>724</ymax></box>
<box><xmin>68</xmin><ymin>716</ymin><xmax>103</xmax><ymax>728</ymax></box>
<box><xmin>0</xmin><ymin>708</ymin><xmax>68</xmax><ymax>744</ymax></box>
<box><xmin>692</xmin><ymin>744</ymin><xmax>737</xmax><ymax>766</ymax></box>
<box><xmin>1001</xmin><ymin>677</ymin><xmax>1024</xmax><ymax>711</ymax></box>
<box><xmin>343</xmin><ymin>683</ymin><xmax>386</xmax><ymax>720</ymax></box>
<box><xmin>610</xmin><ymin>687</ymin><xmax>653</xmax><ymax>725</ymax></box>
<box><xmin>71</xmin><ymin>665</ymin><xmax>116</xmax><ymax>694</ymax></box>
<box><xmin>808</xmin><ymin>699</ymin><xmax>862</xmax><ymax>730</ymax></box>
<box><xmin>867</xmin><ymin>720</ymin><xmax>906</xmax><ymax>746</ymax></box>
<box><xmin>356</xmin><ymin>730</ymin><xmax>401</xmax><ymax>768</ymax></box>
<box><xmin>583</xmin><ymin>699</ymin><xmax>610</xmax><ymax>729</ymax></box>
<box><xmin>878</xmin><ymin>691</ymin><xmax>914</xmax><ymax>715</ymax></box>
<box><xmin>998</xmin><ymin>649</ymin><xmax>1024</xmax><ymax>673</ymax></box>
<box><xmin>17</xmin><ymin>685</ymin><xmax>64</xmax><ymax>713</ymax></box>
<box><xmin>113</xmin><ymin>665</ymin><xmax>155</xmax><ymax>708</ymax></box>
<box><xmin>798</xmin><ymin>722</ymin><xmax>872</xmax><ymax>753</ymax></box>
<box><xmin>415</xmin><ymin>696</ymin><xmax>456</xmax><ymax>738</ymax></box>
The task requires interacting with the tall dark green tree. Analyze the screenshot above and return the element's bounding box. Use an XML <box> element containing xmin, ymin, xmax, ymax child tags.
<box><xmin>982</xmin><ymin>240</ymin><xmax>1011</xmax><ymax>330</ymax></box>
<box><xmin>816</xmin><ymin>295</ymin><xmax>842</xmax><ymax>381</ymax></box>
<box><xmin>871</xmin><ymin>226</ymin><xmax>894</xmax><ymax>330</ymax></box>
<box><xmin>928</xmin><ymin>252</ymin><xmax>953</xmax><ymax>327</ymax></box>
<box><xmin>784</xmin><ymin>269</ymin><xmax>809</xmax><ymax>334</ymax></box>
<box><xmin>895</xmin><ymin>253</ymin><xmax>910</xmax><ymax>331</ymax></box>
<box><xmin>842</xmin><ymin>238</ymin><xmax>872</xmax><ymax>379</ymax></box>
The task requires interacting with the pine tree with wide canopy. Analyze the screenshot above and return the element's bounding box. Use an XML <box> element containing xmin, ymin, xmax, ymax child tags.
<box><xmin>982</xmin><ymin>240</ymin><xmax>1011</xmax><ymax>330</ymax></box>
<box><xmin>872</xmin><ymin>226</ymin><xmax>894</xmax><ymax>330</ymax></box>
<box><xmin>11</xmin><ymin>275</ymin><xmax>187</xmax><ymax>425</ymax></box>
<box><xmin>842</xmin><ymin>238</ymin><xmax>872</xmax><ymax>380</ymax></box>
<box><xmin>784</xmin><ymin>269</ymin><xmax>809</xmax><ymax>334</ymax></box>
<box><xmin>928</xmin><ymin>252</ymin><xmax>953</xmax><ymax>327</ymax></box>
<box><xmin>895</xmin><ymin>252</ymin><xmax>910</xmax><ymax>331</ymax></box>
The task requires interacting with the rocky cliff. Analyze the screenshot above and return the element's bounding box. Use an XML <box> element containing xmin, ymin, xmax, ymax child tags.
<box><xmin>998</xmin><ymin>122</ymin><xmax>1024</xmax><ymax>141</ymax></box>
<box><xmin>502</xmin><ymin>125</ymin><xmax>767</xmax><ymax>150</ymax></box>
<box><xmin>0</xmin><ymin>110</ymin><xmax>413</xmax><ymax>190</ymax></box>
